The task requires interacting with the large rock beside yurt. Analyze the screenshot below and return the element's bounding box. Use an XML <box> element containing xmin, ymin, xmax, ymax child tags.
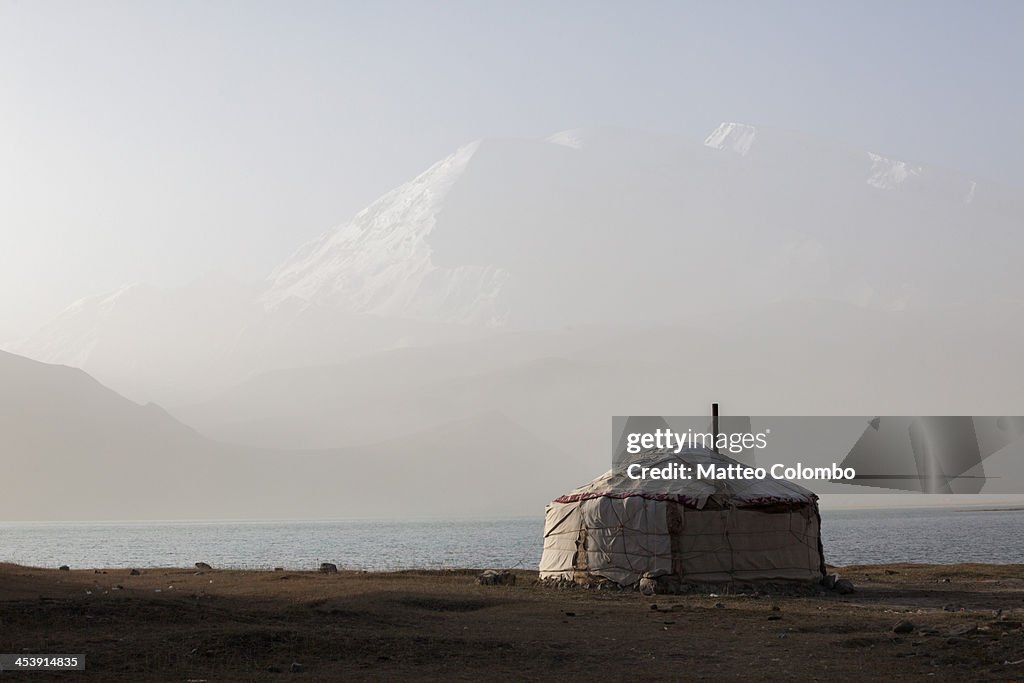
<box><xmin>539</xmin><ymin>447</ymin><xmax>825</xmax><ymax>589</ymax></box>
<box><xmin>477</xmin><ymin>569</ymin><xmax>516</xmax><ymax>586</ymax></box>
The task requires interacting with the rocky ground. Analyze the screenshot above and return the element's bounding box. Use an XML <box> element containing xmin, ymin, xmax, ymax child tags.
<box><xmin>0</xmin><ymin>562</ymin><xmax>1022</xmax><ymax>681</ymax></box>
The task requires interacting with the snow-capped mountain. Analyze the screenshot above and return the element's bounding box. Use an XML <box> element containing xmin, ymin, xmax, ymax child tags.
<box><xmin>264</xmin><ymin>141</ymin><xmax>510</xmax><ymax>327</ymax></box>
<box><xmin>263</xmin><ymin>123</ymin><xmax>1016</xmax><ymax>327</ymax></box>
<box><xmin>9</xmin><ymin>123</ymin><xmax>1022</xmax><ymax>400</ymax></box>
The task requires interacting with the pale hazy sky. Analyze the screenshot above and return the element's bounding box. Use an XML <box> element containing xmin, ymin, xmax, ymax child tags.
<box><xmin>2</xmin><ymin>0</ymin><xmax>1021</xmax><ymax>335</ymax></box>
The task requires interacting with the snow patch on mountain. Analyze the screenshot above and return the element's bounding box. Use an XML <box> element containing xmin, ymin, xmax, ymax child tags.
<box><xmin>866</xmin><ymin>152</ymin><xmax>922</xmax><ymax>189</ymax></box>
<box><xmin>704</xmin><ymin>122</ymin><xmax>758</xmax><ymax>156</ymax></box>
<box><xmin>10</xmin><ymin>290</ymin><xmax>120</xmax><ymax>368</ymax></box>
<box><xmin>964</xmin><ymin>180</ymin><xmax>977</xmax><ymax>205</ymax></box>
<box><xmin>546</xmin><ymin>129</ymin><xmax>586</xmax><ymax>149</ymax></box>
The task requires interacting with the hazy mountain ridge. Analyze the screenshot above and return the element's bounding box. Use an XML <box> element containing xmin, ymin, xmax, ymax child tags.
<box><xmin>0</xmin><ymin>350</ymin><xmax>202</xmax><ymax>445</ymax></box>
<box><xmin>173</xmin><ymin>300</ymin><xmax>1024</xmax><ymax>471</ymax></box>
<box><xmin>0</xmin><ymin>349</ymin><xmax>575</xmax><ymax>519</ymax></box>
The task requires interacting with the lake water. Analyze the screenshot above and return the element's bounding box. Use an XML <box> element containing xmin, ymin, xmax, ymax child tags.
<box><xmin>1</xmin><ymin>508</ymin><xmax>1021</xmax><ymax>571</ymax></box>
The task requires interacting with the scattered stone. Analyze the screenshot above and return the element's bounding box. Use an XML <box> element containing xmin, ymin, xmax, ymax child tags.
<box><xmin>564</xmin><ymin>611</ymin><xmax>576</xmax><ymax>617</ymax></box>
<box><xmin>943</xmin><ymin>603</ymin><xmax>962</xmax><ymax>612</ymax></box>
<box><xmin>941</xmin><ymin>577</ymin><xmax>951</xmax><ymax>583</ymax></box>
<box><xmin>195</xmin><ymin>562</ymin><xmax>213</xmax><ymax>571</ymax></box>
<box><xmin>290</xmin><ymin>662</ymin><xmax>304</xmax><ymax>673</ymax></box>
<box><xmin>885</xmin><ymin>569</ymin><xmax>899</xmax><ymax>575</ymax></box>
<box><xmin>477</xmin><ymin>569</ymin><xmax>515</xmax><ymax>586</ymax></box>
<box><xmin>274</xmin><ymin>567</ymin><xmax>285</xmax><ymax>572</ymax></box>
<box><xmin>318</xmin><ymin>562</ymin><xmax>338</xmax><ymax>574</ymax></box>
<box><xmin>58</xmin><ymin>565</ymin><xmax>70</xmax><ymax>571</ymax></box>
<box><xmin>714</xmin><ymin>602</ymin><xmax>726</xmax><ymax>609</ymax></box>
<box><xmin>771</xmin><ymin>605</ymin><xmax>781</xmax><ymax>611</ymax></box>
<box><xmin>947</xmin><ymin>624</ymin><xmax>978</xmax><ymax>637</ymax></box>
<box><xmin>893</xmin><ymin>620</ymin><xmax>915</xmax><ymax>634</ymax></box>
<box><xmin>649</xmin><ymin>603</ymin><xmax>658</xmax><ymax>610</ymax></box>
<box><xmin>834</xmin><ymin>579</ymin><xmax>856</xmax><ymax>595</ymax></box>
<box><xmin>129</xmin><ymin>569</ymin><xmax>141</xmax><ymax>576</ymax></box>
<box><xmin>995</xmin><ymin>621</ymin><xmax>1022</xmax><ymax>630</ymax></box>
<box><xmin>767</xmin><ymin>614</ymin><xmax>782</xmax><ymax>621</ymax></box>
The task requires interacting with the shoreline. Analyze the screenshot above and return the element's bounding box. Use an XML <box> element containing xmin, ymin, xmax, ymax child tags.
<box><xmin>3</xmin><ymin>560</ymin><xmax>1024</xmax><ymax>572</ymax></box>
<box><xmin>6</xmin><ymin>557</ymin><xmax>1024</xmax><ymax>573</ymax></box>
<box><xmin>2</xmin><ymin>504</ymin><xmax>1023</xmax><ymax>526</ymax></box>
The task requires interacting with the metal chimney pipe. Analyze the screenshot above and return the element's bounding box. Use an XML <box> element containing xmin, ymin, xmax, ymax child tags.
<box><xmin>712</xmin><ymin>403</ymin><xmax>719</xmax><ymax>454</ymax></box>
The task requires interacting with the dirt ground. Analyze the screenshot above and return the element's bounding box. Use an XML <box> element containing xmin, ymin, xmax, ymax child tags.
<box><xmin>0</xmin><ymin>562</ymin><xmax>1022</xmax><ymax>681</ymax></box>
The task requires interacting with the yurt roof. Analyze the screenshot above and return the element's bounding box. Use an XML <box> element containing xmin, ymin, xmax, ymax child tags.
<box><xmin>553</xmin><ymin>447</ymin><xmax>818</xmax><ymax>510</ymax></box>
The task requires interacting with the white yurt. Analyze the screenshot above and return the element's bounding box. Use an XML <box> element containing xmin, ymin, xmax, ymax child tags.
<box><xmin>539</xmin><ymin>447</ymin><xmax>826</xmax><ymax>588</ymax></box>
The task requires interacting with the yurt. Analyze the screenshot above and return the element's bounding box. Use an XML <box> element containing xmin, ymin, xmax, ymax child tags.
<box><xmin>539</xmin><ymin>447</ymin><xmax>826</xmax><ymax>588</ymax></box>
